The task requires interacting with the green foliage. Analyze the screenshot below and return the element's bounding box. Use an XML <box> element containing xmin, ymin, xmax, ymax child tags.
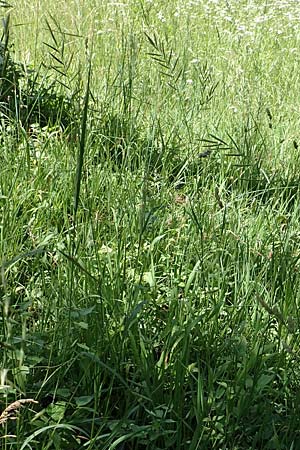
<box><xmin>1</xmin><ymin>1</ymin><xmax>300</xmax><ymax>449</ymax></box>
<box><xmin>0</xmin><ymin>13</ymin><xmax>79</xmax><ymax>132</ymax></box>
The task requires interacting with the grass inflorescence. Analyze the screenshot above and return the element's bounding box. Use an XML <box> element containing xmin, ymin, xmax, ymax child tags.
<box><xmin>1</xmin><ymin>1</ymin><xmax>300</xmax><ymax>449</ymax></box>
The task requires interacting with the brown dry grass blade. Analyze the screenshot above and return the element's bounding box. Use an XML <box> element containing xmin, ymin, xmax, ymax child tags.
<box><xmin>0</xmin><ymin>399</ymin><xmax>38</xmax><ymax>425</ymax></box>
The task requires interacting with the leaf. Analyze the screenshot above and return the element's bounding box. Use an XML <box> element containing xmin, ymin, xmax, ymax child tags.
<box><xmin>201</xmin><ymin>133</ymin><xmax>231</xmax><ymax>150</ymax></box>
<box><xmin>1</xmin><ymin>246</ymin><xmax>46</xmax><ymax>270</ymax></box>
<box><xmin>0</xmin><ymin>2</ymin><xmax>12</xmax><ymax>9</ymax></box>
<box><xmin>150</xmin><ymin>234</ymin><xmax>166</xmax><ymax>249</ymax></box>
<box><xmin>46</xmin><ymin>401</ymin><xmax>66</xmax><ymax>422</ymax></box>
<box><xmin>49</xmin><ymin>52</ymin><xmax>64</xmax><ymax>66</ymax></box>
<box><xmin>56</xmin><ymin>388</ymin><xmax>71</xmax><ymax>397</ymax></box>
<box><xmin>45</xmin><ymin>17</ymin><xmax>58</xmax><ymax>47</ymax></box>
<box><xmin>76</xmin><ymin>321</ymin><xmax>88</xmax><ymax>330</ymax></box>
<box><xmin>185</xmin><ymin>260</ymin><xmax>201</xmax><ymax>294</ymax></box>
<box><xmin>58</xmin><ymin>250</ymin><xmax>97</xmax><ymax>281</ymax></box>
<box><xmin>145</xmin><ymin>32</ymin><xmax>159</xmax><ymax>51</ymax></box>
<box><xmin>142</xmin><ymin>271</ymin><xmax>155</xmax><ymax>288</ymax></box>
<box><xmin>257</xmin><ymin>374</ymin><xmax>274</xmax><ymax>391</ymax></box>
<box><xmin>75</xmin><ymin>395</ymin><xmax>94</xmax><ymax>407</ymax></box>
<box><xmin>73</xmin><ymin>52</ymin><xmax>92</xmax><ymax>218</ymax></box>
<box><xmin>123</xmin><ymin>300</ymin><xmax>148</xmax><ymax>332</ymax></box>
<box><xmin>43</xmin><ymin>42</ymin><xmax>59</xmax><ymax>53</ymax></box>
<box><xmin>20</xmin><ymin>424</ymin><xmax>84</xmax><ymax>450</ymax></box>
<box><xmin>77</xmin><ymin>343</ymin><xmax>90</xmax><ymax>351</ymax></box>
<box><xmin>70</xmin><ymin>306</ymin><xmax>95</xmax><ymax>318</ymax></box>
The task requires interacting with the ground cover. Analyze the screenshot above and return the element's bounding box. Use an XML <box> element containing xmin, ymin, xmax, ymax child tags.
<box><xmin>1</xmin><ymin>0</ymin><xmax>300</xmax><ymax>448</ymax></box>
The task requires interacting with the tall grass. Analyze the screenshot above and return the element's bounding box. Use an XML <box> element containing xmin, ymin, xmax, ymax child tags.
<box><xmin>1</xmin><ymin>1</ymin><xmax>300</xmax><ymax>449</ymax></box>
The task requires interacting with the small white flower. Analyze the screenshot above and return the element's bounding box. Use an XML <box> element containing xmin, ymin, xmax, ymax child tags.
<box><xmin>157</xmin><ymin>11</ymin><xmax>166</xmax><ymax>23</ymax></box>
<box><xmin>229</xmin><ymin>106</ymin><xmax>238</xmax><ymax>114</ymax></box>
<box><xmin>100</xmin><ymin>245</ymin><xmax>113</xmax><ymax>254</ymax></box>
<box><xmin>237</xmin><ymin>24</ymin><xmax>247</xmax><ymax>32</ymax></box>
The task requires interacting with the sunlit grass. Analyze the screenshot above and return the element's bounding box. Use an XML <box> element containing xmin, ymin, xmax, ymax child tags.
<box><xmin>1</xmin><ymin>1</ymin><xmax>300</xmax><ymax>449</ymax></box>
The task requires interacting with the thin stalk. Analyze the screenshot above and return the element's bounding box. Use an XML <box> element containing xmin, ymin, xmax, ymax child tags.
<box><xmin>73</xmin><ymin>56</ymin><xmax>92</xmax><ymax>221</ymax></box>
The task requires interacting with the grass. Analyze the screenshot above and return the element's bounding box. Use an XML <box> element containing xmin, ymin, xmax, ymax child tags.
<box><xmin>1</xmin><ymin>0</ymin><xmax>300</xmax><ymax>448</ymax></box>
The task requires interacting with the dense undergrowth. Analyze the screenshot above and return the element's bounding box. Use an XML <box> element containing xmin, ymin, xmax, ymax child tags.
<box><xmin>1</xmin><ymin>1</ymin><xmax>300</xmax><ymax>449</ymax></box>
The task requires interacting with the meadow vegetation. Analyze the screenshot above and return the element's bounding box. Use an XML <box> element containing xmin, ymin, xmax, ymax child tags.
<box><xmin>1</xmin><ymin>0</ymin><xmax>300</xmax><ymax>448</ymax></box>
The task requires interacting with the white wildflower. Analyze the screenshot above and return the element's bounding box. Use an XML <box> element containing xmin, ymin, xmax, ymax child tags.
<box><xmin>157</xmin><ymin>11</ymin><xmax>166</xmax><ymax>23</ymax></box>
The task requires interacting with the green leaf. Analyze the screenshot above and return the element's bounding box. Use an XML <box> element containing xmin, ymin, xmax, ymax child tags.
<box><xmin>46</xmin><ymin>401</ymin><xmax>66</xmax><ymax>421</ymax></box>
<box><xmin>56</xmin><ymin>388</ymin><xmax>71</xmax><ymax>398</ymax></box>
<box><xmin>20</xmin><ymin>424</ymin><xmax>84</xmax><ymax>450</ymax></box>
<box><xmin>185</xmin><ymin>260</ymin><xmax>200</xmax><ymax>294</ymax></box>
<box><xmin>75</xmin><ymin>395</ymin><xmax>94</xmax><ymax>407</ymax></box>
<box><xmin>142</xmin><ymin>271</ymin><xmax>155</xmax><ymax>288</ymax></box>
<box><xmin>257</xmin><ymin>374</ymin><xmax>274</xmax><ymax>391</ymax></box>
<box><xmin>76</xmin><ymin>321</ymin><xmax>88</xmax><ymax>330</ymax></box>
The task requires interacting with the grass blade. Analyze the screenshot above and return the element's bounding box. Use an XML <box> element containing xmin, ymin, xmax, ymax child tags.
<box><xmin>73</xmin><ymin>55</ymin><xmax>92</xmax><ymax>219</ymax></box>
